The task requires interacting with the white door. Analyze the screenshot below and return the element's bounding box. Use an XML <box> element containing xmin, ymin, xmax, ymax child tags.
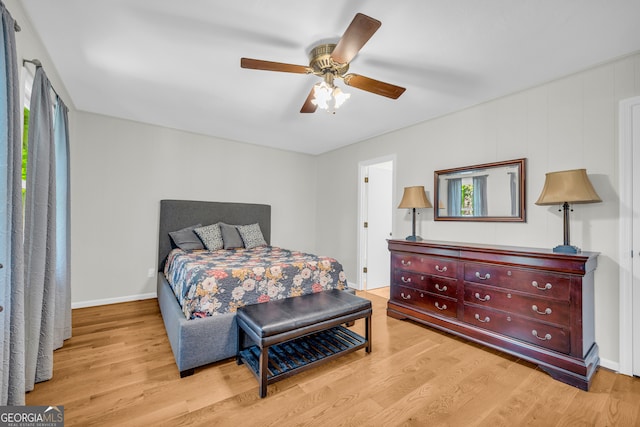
<box><xmin>619</xmin><ymin>97</ymin><xmax>640</xmax><ymax>377</ymax></box>
<box><xmin>365</xmin><ymin>163</ymin><xmax>393</xmax><ymax>290</ymax></box>
<box><xmin>633</xmin><ymin>103</ymin><xmax>640</xmax><ymax>377</ymax></box>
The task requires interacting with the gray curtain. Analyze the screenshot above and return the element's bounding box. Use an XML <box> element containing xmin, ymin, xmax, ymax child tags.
<box><xmin>447</xmin><ymin>178</ymin><xmax>462</xmax><ymax>216</ymax></box>
<box><xmin>473</xmin><ymin>175</ymin><xmax>488</xmax><ymax>216</ymax></box>
<box><xmin>508</xmin><ymin>172</ymin><xmax>518</xmax><ymax>216</ymax></box>
<box><xmin>24</xmin><ymin>67</ymin><xmax>70</xmax><ymax>391</ymax></box>
<box><xmin>0</xmin><ymin>1</ymin><xmax>25</xmax><ymax>406</ymax></box>
<box><xmin>53</xmin><ymin>96</ymin><xmax>71</xmax><ymax>346</ymax></box>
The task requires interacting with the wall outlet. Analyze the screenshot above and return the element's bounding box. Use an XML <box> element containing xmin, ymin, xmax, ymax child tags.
<box><xmin>147</xmin><ymin>268</ymin><xmax>155</xmax><ymax>278</ymax></box>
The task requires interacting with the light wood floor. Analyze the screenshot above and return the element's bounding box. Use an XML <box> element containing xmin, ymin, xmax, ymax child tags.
<box><xmin>26</xmin><ymin>291</ymin><xmax>640</xmax><ymax>426</ymax></box>
<box><xmin>365</xmin><ymin>286</ymin><xmax>390</xmax><ymax>300</ymax></box>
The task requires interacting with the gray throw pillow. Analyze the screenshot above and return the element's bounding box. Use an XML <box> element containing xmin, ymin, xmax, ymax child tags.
<box><xmin>169</xmin><ymin>224</ymin><xmax>204</xmax><ymax>250</ymax></box>
<box><xmin>194</xmin><ymin>223</ymin><xmax>224</xmax><ymax>251</ymax></box>
<box><xmin>220</xmin><ymin>223</ymin><xmax>244</xmax><ymax>249</ymax></box>
<box><xmin>237</xmin><ymin>223</ymin><xmax>267</xmax><ymax>249</ymax></box>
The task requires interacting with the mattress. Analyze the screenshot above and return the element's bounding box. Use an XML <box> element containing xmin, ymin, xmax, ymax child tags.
<box><xmin>164</xmin><ymin>246</ymin><xmax>348</xmax><ymax>319</ymax></box>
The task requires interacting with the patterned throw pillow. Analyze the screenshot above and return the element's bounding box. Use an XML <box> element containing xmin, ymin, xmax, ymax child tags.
<box><xmin>237</xmin><ymin>223</ymin><xmax>267</xmax><ymax>249</ymax></box>
<box><xmin>194</xmin><ymin>223</ymin><xmax>224</xmax><ymax>251</ymax></box>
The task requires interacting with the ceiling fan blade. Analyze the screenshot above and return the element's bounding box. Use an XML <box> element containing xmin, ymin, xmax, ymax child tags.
<box><xmin>300</xmin><ymin>87</ymin><xmax>318</xmax><ymax>113</ymax></box>
<box><xmin>343</xmin><ymin>74</ymin><xmax>406</xmax><ymax>99</ymax></box>
<box><xmin>241</xmin><ymin>58</ymin><xmax>311</xmax><ymax>74</ymax></box>
<box><xmin>330</xmin><ymin>13</ymin><xmax>381</xmax><ymax>64</ymax></box>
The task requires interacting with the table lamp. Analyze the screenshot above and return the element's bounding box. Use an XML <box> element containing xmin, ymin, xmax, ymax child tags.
<box><xmin>535</xmin><ymin>169</ymin><xmax>601</xmax><ymax>253</ymax></box>
<box><xmin>398</xmin><ymin>186</ymin><xmax>432</xmax><ymax>241</ymax></box>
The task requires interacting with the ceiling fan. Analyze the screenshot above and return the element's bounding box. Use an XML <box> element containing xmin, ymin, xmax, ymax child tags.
<box><xmin>240</xmin><ymin>13</ymin><xmax>406</xmax><ymax>113</ymax></box>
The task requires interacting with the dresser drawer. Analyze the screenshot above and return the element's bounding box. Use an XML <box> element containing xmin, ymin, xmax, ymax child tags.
<box><xmin>463</xmin><ymin>262</ymin><xmax>570</xmax><ymax>300</ymax></box>
<box><xmin>392</xmin><ymin>253</ymin><xmax>457</xmax><ymax>279</ymax></box>
<box><xmin>393</xmin><ymin>270</ymin><xmax>426</xmax><ymax>288</ymax></box>
<box><xmin>391</xmin><ymin>284</ymin><xmax>457</xmax><ymax>318</ymax></box>
<box><xmin>463</xmin><ymin>304</ymin><xmax>570</xmax><ymax>354</ymax></box>
<box><xmin>464</xmin><ymin>283</ymin><xmax>570</xmax><ymax>326</ymax></box>
<box><xmin>393</xmin><ymin>270</ymin><xmax>458</xmax><ymax>299</ymax></box>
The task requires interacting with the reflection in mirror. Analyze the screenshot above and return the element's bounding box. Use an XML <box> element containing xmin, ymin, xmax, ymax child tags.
<box><xmin>434</xmin><ymin>158</ymin><xmax>526</xmax><ymax>222</ymax></box>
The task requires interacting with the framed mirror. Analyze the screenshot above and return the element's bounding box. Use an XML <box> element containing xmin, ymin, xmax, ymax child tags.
<box><xmin>434</xmin><ymin>158</ymin><xmax>526</xmax><ymax>222</ymax></box>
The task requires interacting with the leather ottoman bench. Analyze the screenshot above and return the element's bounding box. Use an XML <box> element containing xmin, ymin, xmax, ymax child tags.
<box><xmin>236</xmin><ymin>289</ymin><xmax>372</xmax><ymax>398</ymax></box>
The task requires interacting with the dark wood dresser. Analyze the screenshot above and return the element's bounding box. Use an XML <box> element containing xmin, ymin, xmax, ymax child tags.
<box><xmin>387</xmin><ymin>239</ymin><xmax>599</xmax><ymax>390</ymax></box>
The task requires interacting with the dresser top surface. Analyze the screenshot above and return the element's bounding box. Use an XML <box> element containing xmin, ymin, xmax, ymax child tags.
<box><xmin>389</xmin><ymin>239</ymin><xmax>598</xmax><ymax>258</ymax></box>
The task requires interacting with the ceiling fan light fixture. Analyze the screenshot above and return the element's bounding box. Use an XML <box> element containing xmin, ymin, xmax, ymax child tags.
<box><xmin>311</xmin><ymin>80</ymin><xmax>350</xmax><ymax>112</ymax></box>
<box><xmin>311</xmin><ymin>81</ymin><xmax>333</xmax><ymax>110</ymax></box>
<box><xmin>332</xmin><ymin>86</ymin><xmax>350</xmax><ymax>109</ymax></box>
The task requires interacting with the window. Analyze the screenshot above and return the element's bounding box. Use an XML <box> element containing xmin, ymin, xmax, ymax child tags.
<box><xmin>22</xmin><ymin>65</ymin><xmax>33</xmax><ymax>202</ymax></box>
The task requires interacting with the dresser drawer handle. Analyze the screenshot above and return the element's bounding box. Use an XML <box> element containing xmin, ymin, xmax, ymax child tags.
<box><xmin>475</xmin><ymin>272</ymin><xmax>491</xmax><ymax>280</ymax></box>
<box><xmin>532</xmin><ymin>305</ymin><xmax>552</xmax><ymax>315</ymax></box>
<box><xmin>474</xmin><ymin>292</ymin><xmax>490</xmax><ymax>302</ymax></box>
<box><xmin>435</xmin><ymin>284</ymin><xmax>448</xmax><ymax>292</ymax></box>
<box><xmin>532</xmin><ymin>281</ymin><xmax>552</xmax><ymax>291</ymax></box>
<box><xmin>435</xmin><ymin>265</ymin><xmax>447</xmax><ymax>273</ymax></box>
<box><xmin>435</xmin><ymin>302</ymin><xmax>447</xmax><ymax>310</ymax></box>
<box><xmin>474</xmin><ymin>314</ymin><xmax>490</xmax><ymax>323</ymax></box>
<box><xmin>532</xmin><ymin>330</ymin><xmax>552</xmax><ymax>341</ymax></box>
<box><xmin>401</xmin><ymin>276</ymin><xmax>412</xmax><ymax>283</ymax></box>
<box><xmin>401</xmin><ymin>259</ymin><xmax>412</xmax><ymax>266</ymax></box>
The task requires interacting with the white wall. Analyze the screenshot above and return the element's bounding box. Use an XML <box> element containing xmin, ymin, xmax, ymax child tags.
<box><xmin>315</xmin><ymin>52</ymin><xmax>640</xmax><ymax>368</ymax></box>
<box><xmin>70</xmin><ymin>112</ymin><xmax>317</xmax><ymax>304</ymax></box>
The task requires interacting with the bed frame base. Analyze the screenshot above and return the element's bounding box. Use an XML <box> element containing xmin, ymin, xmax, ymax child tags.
<box><xmin>179</xmin><ymin>369</ymin><xmax>195</xmax><ymax>378</ymax></box>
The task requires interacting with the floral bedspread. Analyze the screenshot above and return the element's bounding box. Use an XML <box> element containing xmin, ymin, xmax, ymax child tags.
<box><xmin>164</xmin><ymin>246</ymin><xmax>348</xmax><ymax>319</ymax></box>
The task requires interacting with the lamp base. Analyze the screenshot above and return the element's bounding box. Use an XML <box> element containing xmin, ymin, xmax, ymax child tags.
<box><xmin>553</xmin><ymin>244</ymin><xmax>580</xmax><ymax>254</ymax></box>
<box><xmin>405</xmin><ymin>235</ymin><xmax>423</xmax><ymax>242</ymax></box>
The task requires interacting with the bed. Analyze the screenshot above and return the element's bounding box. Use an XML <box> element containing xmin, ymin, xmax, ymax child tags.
<box><xmin>156</xmin><ymin>200</ymin><xmax>349</xmax><ymax>377</ymax></box>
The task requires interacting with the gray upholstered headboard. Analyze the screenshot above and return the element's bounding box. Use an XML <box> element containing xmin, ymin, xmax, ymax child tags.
<box><xmin>157</xmin><ymin>200</ymin><xmax>271</xmax><ymax>271</ymax></box>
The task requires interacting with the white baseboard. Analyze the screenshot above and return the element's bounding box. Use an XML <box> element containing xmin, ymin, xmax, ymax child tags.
<box><xmin>599</xmin><ymin>357</ymin><xmax>620</xmax><ymax>373</ymax></box>
<box><xmin>71</xmin><ymin>292</ymin><xmax>157</xmax><ymax>309</ymax></box>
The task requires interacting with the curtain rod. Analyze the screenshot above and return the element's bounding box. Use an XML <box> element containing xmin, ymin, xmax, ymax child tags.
<box><xmin>22</xmin><ymin>58</ymin><xmax>62</xmax><ymax>100</ymax></box>
<box><xmin>14</xmin><ymin>20</ymin><xmax>20</xmax><ymax>32</ymax></box>
<box><xmin>23</xmin><ymin>58</ymin><xmax>42</xmax><ymax>67</ymax></box>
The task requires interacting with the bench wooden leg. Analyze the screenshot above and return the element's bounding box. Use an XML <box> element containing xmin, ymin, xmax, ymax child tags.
<box><xmin>236</xmin><ymin>325</ymin><xmax>244</xmax><ymax>365</ymax></box>
<box><xmin>365</xmin><ymin>315</ymin><xmax>372</xmax><ymax>353</ymax></box>
<box><xmin>259</xmin><ymin>346</ymin><xmax>269</xmax><ymax>398</ymax></box>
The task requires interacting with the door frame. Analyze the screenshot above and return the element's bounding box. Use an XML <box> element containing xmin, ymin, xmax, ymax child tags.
<box><xmin>619</xmin><ymin>95</ymin><xmax>640</xmax><ymax>376</ymax></box>
<box><xmin>357</xmin><ymin>154</ymin><xmax>396</xmax><ymax>291</ymax></box>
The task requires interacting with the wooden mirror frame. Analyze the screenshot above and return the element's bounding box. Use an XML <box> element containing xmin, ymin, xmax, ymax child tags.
<box><xmin>434</xmin><ymin>158</ymin><xmax>526</xmax><ymax>222</ymax></box>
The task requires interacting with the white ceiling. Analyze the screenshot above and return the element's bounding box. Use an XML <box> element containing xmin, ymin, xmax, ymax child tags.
<box><xmin>20</xmin><ymin>0</ymin><xmax>640</xmax><ymax>155</ymax></box>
